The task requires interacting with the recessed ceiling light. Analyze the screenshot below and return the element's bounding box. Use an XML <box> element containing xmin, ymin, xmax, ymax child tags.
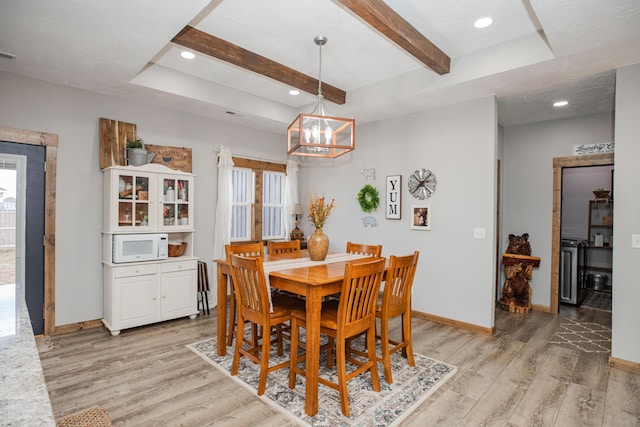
<box><xmin>474</xmin><ymin>17</ymin><xmax>493</xmax><ymax>29</ymax></box>
<box><xmin>553</xmin><ymin>100</ymin><xmax>569</xmax><ymax>107</ymax></box>
<box><xmin>289</xmin><ymin>89</ymin><xmax>300</xmax><ymax>96</ymax></box>
<box><xmin>180</xmin><ymin>51</ymin><xmax>196</xmax><ymax>60</ymax></box>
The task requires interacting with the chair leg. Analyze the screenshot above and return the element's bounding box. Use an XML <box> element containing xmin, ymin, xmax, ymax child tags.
<box><xmin>336</xmin><ymin>338</ymin><xmax>350</xmax><ymax>417</ymax></box>
<box><xmin>288</xmin><ymin>318</ymin><xmax>300</xmax><ymax>389</ymax></box>
<box><xmin>231</xmin><ymin>314</ymin><xmax>244</xmax><ymax>376</ymax></box>
<box><xmin>380</xmin><ymin>317</ymin><xmax>393</xmax><ymax>384</ymax></box>
<box><xmin>257</xmin><ymin>327</ymin><xmax>271</xmax><ymax>396</ymax></box>
<box><xmin>276</xmin><ymin>324</ymin><xmax>284</xmax><ymax>356</ymax></box>
<box><xmin>326</xmin><ymin>336</ymin><xmax>335</xmax><ymax>369</ymax></box>
<box><xmin>227</xmin><ymin>285</ymin><xmax>236</xmax><ymax>346</ymax></box>
<box><xmin>402</xmin><ymin>312</ymin><xmax>415</xmax><ymax>367</ymax></box>
<box><xmin>367</xmin><ymin>326</ymin><xmax>381</xmax><ymax>393</ymax></box>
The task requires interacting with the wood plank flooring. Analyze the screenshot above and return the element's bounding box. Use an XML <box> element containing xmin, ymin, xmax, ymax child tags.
<box><xmin>38</xmin><ymin>305</ymin><xmax>639</xmax><ymax>426</ymax></box>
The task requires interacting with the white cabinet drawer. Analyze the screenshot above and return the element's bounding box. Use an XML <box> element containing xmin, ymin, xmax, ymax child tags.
<box><xmin>113</xmin><ymin>263</ymin><xmax>158</xmax><ymax>278</ymax></box>
<box><xmin>161</xmin><ymin>259</ymin><xmax>196</xmax><ymax>273</ymax></box>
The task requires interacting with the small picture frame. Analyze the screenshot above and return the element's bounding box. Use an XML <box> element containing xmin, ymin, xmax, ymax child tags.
<box><xmin>386</xmin><ymin>175</ymin><xmax>401</xmax><ymax>219</ymax></box>
<box><xmin>411</xmin><ymin>205</ymin><xmax>431</xmax><ymax>230</ymax></box>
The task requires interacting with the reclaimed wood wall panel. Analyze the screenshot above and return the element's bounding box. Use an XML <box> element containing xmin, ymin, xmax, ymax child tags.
<box><xmin>146</xmin><ymin>144</ymin><xmax>192</xmax><ymax>173</ymax></box>
<box><xmin>99</xmin><ymin>118</ymin><xmax>136</xmax><ymax>169</ymax></box>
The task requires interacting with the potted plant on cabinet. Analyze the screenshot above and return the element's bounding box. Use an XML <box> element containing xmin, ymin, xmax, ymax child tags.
<box><xmin>125</xmin><ymin>137</ymin><xmax>155</xmax><ymax>166</ymax></box>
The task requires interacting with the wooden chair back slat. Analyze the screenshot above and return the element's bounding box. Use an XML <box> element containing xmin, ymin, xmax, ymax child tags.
<box><xmin>382</xmin><ymin>252</ymin><xmax>419</xmax><ymax>317</ymax></box>
<box><xmin>346</xmin><ymin>241</ymin><xmax>382</xmax><ymax>257</ymax></box>
<box><xmin>225</xmin><ymin>242</ymin><xmax>264</xmax><ymax>259</ymax></box>
<box><xmin>229</xmin><ymin>255</ymin><xmax>269</xmax><ymax>324</ymax></box>
<box><xmin>338</xmin><ymin>258</ymin><xmax>385</xmax><ymax>336</ymax></box>
<box><xmin>267</xmin><ymin>240</ymin><xmax>301</xmax><ymax>255</ymax></box>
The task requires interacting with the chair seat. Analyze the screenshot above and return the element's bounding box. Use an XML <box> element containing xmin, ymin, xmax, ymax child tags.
<box><xmin>291</xmin><ymin>299</ymin><xmax>340</xmax><ymax>330</ymax></box>
<box><xmin>272</xmin><ymin>294</ymin><xmax>305</xmax><ymax>317</ymax></box>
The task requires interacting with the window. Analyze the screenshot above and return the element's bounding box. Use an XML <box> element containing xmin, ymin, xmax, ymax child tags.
<box><xmin>230</xmin><ymin>158</ymin><xmax>286</xmax><ymax>242</ymax></box>
<box><xmin>262</xmin><ymin>171</ymin><xmax>285</xmax><ymax>239</ymax></box>
<box><xmin>231</xmin><ymin>168</ymin><xmax>253</xmax><ymax>240</ymax></box>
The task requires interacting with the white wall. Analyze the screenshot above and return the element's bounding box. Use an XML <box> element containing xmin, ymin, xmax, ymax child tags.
<box><xmin>0</xmin><ymin>71</ymin><xmax>285</xmax><ymax>326</ymax></box>
<box><xmin>612</xmin><ymin>63</ymin><xmax>640</xmax><ymax>364</ymax></box>
<box><xmin>502</xmin><ymin>113</ymin><xmax>613</xmax><ymax>308</ymax></box>
<box><xmin>298</xmin><ymin>96</ymin><xmax>499</xmax><ymax>329</ymax></box>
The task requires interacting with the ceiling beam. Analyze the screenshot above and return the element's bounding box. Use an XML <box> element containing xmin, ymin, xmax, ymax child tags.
<box><xmin>336</xmin><ymin>0</ymin><xmax>450</xmax><ymax>75</ymax></box>
<box><xmin>172</xmin><ymin>26</ymin><xmax>347</xmax><ymax>105</ymax></box>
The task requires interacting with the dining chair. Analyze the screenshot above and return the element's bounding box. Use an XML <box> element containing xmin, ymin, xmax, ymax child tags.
<box><xmin>346</xmin><ymin>241</ymin><xmax>382</xmax><ymax>257</ymax></box>
<box><xmin>288</xmin><ymin>257</ymin><xmax>385</xmax><ymax>417</ymax></box>
<box><xmin>229</xmin><ymin>254</ymin><xmax>304</xmax><ymax>395</ymax></box>
<box><xmin>267</xmin><ymin>239</ymin><xmax>301</xmax><ymax>255</ymax></box>
<box><xmin>373</xmin><ymin>251</ymin><xmax>419</xmax><ymax>383</ymax></box>
<box><xmin>225</xmin><ymin>243</ymin><xmax>265</xmax><ymax>346</ymax></box>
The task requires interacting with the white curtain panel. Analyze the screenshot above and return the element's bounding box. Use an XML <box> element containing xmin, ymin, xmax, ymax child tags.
<box><xmin>212</xmin><ymin>146</ymin><xmax>234</xmax><ymax>305</ymax></box>
<box><xmin>283</xmin><ymin>160</ymin><xmax>300</xmax><ymax>237</ymax></box>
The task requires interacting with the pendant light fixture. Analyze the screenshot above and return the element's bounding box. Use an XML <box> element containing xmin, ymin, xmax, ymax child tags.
<box><xmin>287</xmin><ymin>36</ymin><xmax>355</xmax><ymax>158</ymax></box>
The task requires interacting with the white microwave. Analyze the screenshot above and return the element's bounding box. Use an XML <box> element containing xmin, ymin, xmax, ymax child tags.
<box><xmin>112</xmin><ymin>233</ymin><xmax>168</xmax><ymax>263</ymax></box>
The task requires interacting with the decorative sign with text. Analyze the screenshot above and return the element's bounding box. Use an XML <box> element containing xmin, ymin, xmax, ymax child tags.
<box><xmin>386</xmin><ymin>175</ymin><xmax>401</xmax><ymax>219</ymax></box>
<box><xmin>573</xmin><ymin>142</ymin><xmax>615</xmax><ymax>156</ymax></box>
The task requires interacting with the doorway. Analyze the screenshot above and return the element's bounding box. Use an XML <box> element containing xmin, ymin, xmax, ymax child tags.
<box><xmin>550</xmin><ymin>153</ymin><xmax>614</xmax><ymax>313</ymax></box>
<box><xmin>0</xmin><ymin>144</ymin><xmax>45</xmax><ymax>334</ymax></box>
<box><xmin>0</xmin><ymin>126</ymin><xmax>57</xmax><ymax>335</ymax></box>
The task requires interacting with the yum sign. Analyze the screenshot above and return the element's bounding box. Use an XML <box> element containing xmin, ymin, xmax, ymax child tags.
<box><xmin>386</xmin><ymin>175</ymin><xmax>401</xmax><ymax>219</ymax></box>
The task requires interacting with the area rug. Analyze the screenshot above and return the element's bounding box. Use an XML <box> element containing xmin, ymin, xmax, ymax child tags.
<box><xmin>187</xmin><ymin>337</ymin><xmax>457</xmax><ymax>427</ymax></box>
<box><xmin>581</xmin><ymin>290</ymin><xmax>612</xmax><ymax>312</ymax></box>
<box><xmin>56</xmin><ymin>406</ymin><xmax>112</xmax><ymax>427</ymax></box>
<box><xmin>549</xmin><ymin>317</ymin><xmax>611</xmax><ymax>353</ymax></box>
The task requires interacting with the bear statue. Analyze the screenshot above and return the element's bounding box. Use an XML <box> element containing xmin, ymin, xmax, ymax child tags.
<box><xmin>499</xmin><ymin>232</ymin><xmax>540</xmax><ymax>313</ymax></box>
<box><xmin>506</xmin><ymin>233</ymin><xmax>531</xmax><ymax>256</ymax></box>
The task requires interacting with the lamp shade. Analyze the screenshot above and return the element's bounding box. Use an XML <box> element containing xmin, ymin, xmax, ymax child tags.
<box><xmin>293</xmin><ymin>203</ymin><xmax>303</xmax><ymax>215</ymax></box>
<box><xmin>288</xmin><ymin>111</ymin><xmax>355</xmax><ymax>158</ymax></box>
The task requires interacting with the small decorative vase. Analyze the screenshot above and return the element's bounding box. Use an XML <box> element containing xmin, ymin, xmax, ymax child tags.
<box><xmin>308</xmin><ymin>228</ymin><xmax>329</xmax><ymax>261</ymax></box>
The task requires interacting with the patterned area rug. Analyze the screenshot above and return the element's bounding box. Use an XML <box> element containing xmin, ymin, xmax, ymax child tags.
<box><xmin>581</xmin><ymin>290</ymin><xmax>612</xmax><ymax>311</ymax></box>
<box><xmin>187</xmin><ymin>337</ymin><xmax>457</xmax><ymax>427</ymax></box>
<box><xmin>549</xmin><ymin>318</ymin><xmax>611</xmax><ymax>353</ymax></box>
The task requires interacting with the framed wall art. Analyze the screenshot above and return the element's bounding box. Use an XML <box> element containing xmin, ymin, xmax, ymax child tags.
<box><xmin>411</xmin><ymin>204</ymin><xmax>431</xmax><ymax>230</ymax></box>
<box><xmin>386</xmin><ymin>175</ymin><xmax>401</xmax><ymax>219</ymax></box>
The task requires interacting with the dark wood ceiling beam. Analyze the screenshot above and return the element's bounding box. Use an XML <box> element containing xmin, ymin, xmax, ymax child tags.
<box><xmin>336</xmin><ymin>0</ymin><xmax>450</xmax><ymax>75</ymax></box>
<box><xmin>172</xmin><ymin>26</ymin><xmax>346</xmax><ymax>105</ymax></box>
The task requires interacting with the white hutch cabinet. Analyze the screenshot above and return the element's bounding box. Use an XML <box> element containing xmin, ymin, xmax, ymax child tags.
<box><xmin>102</xmin><ymin>164</ymin><xmax>198</xmax><ymax>336</ymax></box>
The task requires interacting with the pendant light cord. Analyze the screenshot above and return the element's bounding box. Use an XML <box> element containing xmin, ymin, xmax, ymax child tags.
<box><xmin>317</xmin><ymin>42</ymin><xmax>323</xmax><ymax>98</ymax></box>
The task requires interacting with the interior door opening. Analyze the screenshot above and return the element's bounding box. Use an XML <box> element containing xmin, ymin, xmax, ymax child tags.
<box><xmin>0</xmin><ymin>157</ymin><xmax>20</xmax><ymax>337</ymax></box>
<box><xmin>0</xmin><ymin>142</ymin><xmax>45</xmax><ymax>335</ymax></box>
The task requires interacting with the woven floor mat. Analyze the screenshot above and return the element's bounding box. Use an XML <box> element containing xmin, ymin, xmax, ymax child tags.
<box><xmin>56</xmin><ymin>406</ymin><xmax>112</xmax><ymax>427</ymax></box>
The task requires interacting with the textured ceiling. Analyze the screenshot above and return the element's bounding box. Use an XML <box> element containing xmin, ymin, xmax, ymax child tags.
<box><xmin>1</xmin><ymin>0</ymin><xmax>639</xmax><ymax>135</ymax></box>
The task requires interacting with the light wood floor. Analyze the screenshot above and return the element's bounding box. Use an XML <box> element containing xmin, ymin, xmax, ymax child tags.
<box><xmin>38</xmin><ymin>304</ymin><xmax>640</xmax><ymax>426</ymax></box>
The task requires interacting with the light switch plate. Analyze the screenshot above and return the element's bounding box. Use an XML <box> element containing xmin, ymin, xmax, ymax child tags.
<box><xmin>632</xmin><ymin>234</ymin><xmax>640</xmax><ymax>248</ymax></box>
<box><xmin>474</xmin><ymin>228</ymin><xmax>486</xmax><ymax>239</ymax></box>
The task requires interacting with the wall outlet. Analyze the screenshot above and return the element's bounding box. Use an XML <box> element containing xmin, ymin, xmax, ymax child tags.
<box><xmin>474</xmin><ymin>228</ymin><xmax>486</xmax><ymax>239</ymax></box>
<box><xmin>632</xmin><ymin>234</ymin><xmax>640</xmax><ymax>248</ymax></box>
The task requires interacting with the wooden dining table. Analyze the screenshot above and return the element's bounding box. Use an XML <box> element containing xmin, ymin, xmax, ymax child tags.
<box><xmin>215</xmin><ymin>252</ymin><xmax>378</xmax><ymax>416</ymax></box>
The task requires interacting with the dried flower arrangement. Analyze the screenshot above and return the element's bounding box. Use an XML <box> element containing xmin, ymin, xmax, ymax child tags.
<box><xmin>307</xmin><ymin>192</ymin><xmax>336</xmax><ymax>230</ymax></box>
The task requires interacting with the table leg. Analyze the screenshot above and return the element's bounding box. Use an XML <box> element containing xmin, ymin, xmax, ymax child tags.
<box><xmin>304</xmin><ymin>290</ymin><xmax>322</xmax><ymax>416</ymax></box>
<box><xmin>217</xmin><ymin>267</ymin><xmax>228</xmax><ymax>356</ymax></box>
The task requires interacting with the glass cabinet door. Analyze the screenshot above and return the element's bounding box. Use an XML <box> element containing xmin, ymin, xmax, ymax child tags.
<box><xmin>160</xmin><ymin>175</ymin><xmax>193</xmax><ymax>230</ymax></box>
<box><xmin>115</xmin><ymin>171</ymin><xmax>155</xmax><ymax>231</ymax></box>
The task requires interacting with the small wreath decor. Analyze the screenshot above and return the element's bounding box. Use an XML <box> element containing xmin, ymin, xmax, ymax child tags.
<box><xmin>357</xmin><ymin>184</ymin><xmax>380</xmax><ymax>213</ymax></box>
